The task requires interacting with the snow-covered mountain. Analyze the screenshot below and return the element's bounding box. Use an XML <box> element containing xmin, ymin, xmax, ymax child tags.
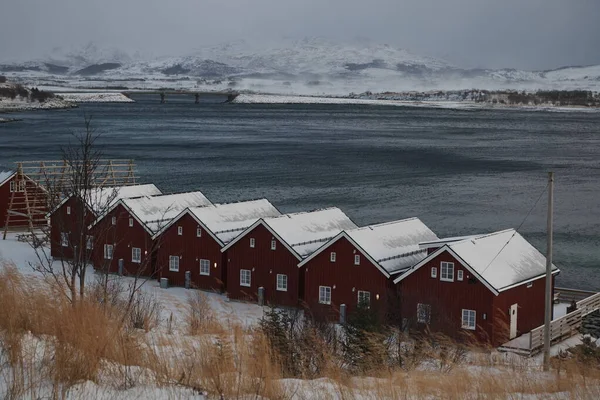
<box><xmin>2</xmin><ymin>38</ymin><xmax>600</xmax><ymax>95</ymax></box>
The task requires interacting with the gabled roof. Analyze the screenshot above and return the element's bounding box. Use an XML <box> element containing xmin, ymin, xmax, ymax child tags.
<box><xmin>93</xmin><ymin>191</ymin><xmax>213</xmax><ymax>235</ymax></box>
<box><xmin>221</xmin><ymin>207</ymin><xmax>358</xmax><ymax>259</ymax></box>
<box><xmin>151</xmin><ymin>199</ymin><xmax>282</xmax><ymax>244</ymax></box>
<box><xmin>51</xmin><ymin>184</ymin><xmax>162</xmax><ymax>216</ymax></box>
<box><xmin>418</xmin><ymin>235</ymin><xmax>479</xmax><ymax>249</ymax></box>
<box><xmin>298</xmin><ymin>217</ymin><xmax>438</xmax><ymax>277</ymax></box>
<box><xmin>0</xmin><ymin>171</ymin><xmax>15</xmax><ymax>187</ymax></box>
<box><xmin>395</xmin><ymin>229</ymin><xmax>560</xmax><ymax>294</ymax></box>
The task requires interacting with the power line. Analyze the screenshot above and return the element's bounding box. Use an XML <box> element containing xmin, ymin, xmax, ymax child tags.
<box><xmin>480</xmin><ymin>181</ymin><xmax>549</xmax><ymax>274</ymax></box>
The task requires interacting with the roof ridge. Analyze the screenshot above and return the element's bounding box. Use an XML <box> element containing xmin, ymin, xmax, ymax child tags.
<box><xmin>470</xmin><ymin>228</ymin><xmax>516</xmax><ymax>242</ymax></box>
<box><xmin>349</xmin><ymin>217</ymin><xmax>420</xmax><ymax>232</ymax></box>
<box><xmin>269</xmin><ymin>207</ymin><xmax>341</xmax><ymax>220</ymax></box>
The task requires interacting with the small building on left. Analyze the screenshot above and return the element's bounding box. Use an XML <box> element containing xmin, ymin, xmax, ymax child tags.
<box><xmin>0</xmin><ymin>170</ymin><xmax>48</xmax><ymax>230</ymax></box>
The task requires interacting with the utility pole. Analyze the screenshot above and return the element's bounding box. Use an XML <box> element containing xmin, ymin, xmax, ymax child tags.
<box><xmin>543</xmin><ymin>171</ymin><xmax>554</xmax><ymax>371</ymax></box>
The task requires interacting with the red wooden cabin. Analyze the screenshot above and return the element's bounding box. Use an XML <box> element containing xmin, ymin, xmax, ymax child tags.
<box><xmin>89</xmin><ymin>191</ymin><xmax>212</xmax><ymax>277</ymax></box>
<box><xmin>222</xmin><ymin>208</ymin><xmax>358</xmax><ymax>307</ymax></box>
<box><xmin>299</xmin><ymin>218</ymin><xmax>438</xmax><ymax>322</ymax></box>
<box><xmin>49</xmin><ymin>184</ymin><xmax>161</xmax><ymax>260</ymax></box>
<box><xmin>152</xmin><ymin>199</ymin><xmax>281</xmax><ymax>291</ymax></box>
<box><xmin>0</xmin><ymin>171</ymin><xmax>48</xmax><ymax>230</ymax></box>
<box><xmin>394</xmin><ymin>229</ymin><xmax>560</xmax><ymax>346</ymax></box>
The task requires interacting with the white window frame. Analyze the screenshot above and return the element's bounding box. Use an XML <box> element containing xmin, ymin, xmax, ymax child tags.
<box><xmin>250</xmin><ymin>238</ymin><xmax>255</xmax><ymax>248</ymax></box>
<box><xmin>169</xmin><ymin>255</ymin><xmax>179</xmax><ymax>272</ymax></box>
<box><xmin>431</xmin><ymin>267</ymin><xmax>437</xmax><ymax>278</ymax></box>
<box><xmin>330</xmin><ymin>252</ymin><xmax>336</xmax><ymax>262</ymax></box>
<box><xmin>240</xmin><ymin>269</ymin><xmax>251</xmax><ymax>287</ymax></box>
<box><xmin>354</xmin><ymin>255</ymin><xmax>361</xmax><ymax>265</ymax></box>
<box><xmin>17</xmin><ymin>180</ymin><xmax>25</xmax><ymax>192</ymax></box>
<box><xmin>457</xmin><ymin>270</ymin><xmax>464</xmax><ymax>281</ymax></box>
<box><xmin>319</xmin><ymin>286</ymin><xmax>332</xmax><ymax>305</ymax></box>
<box><xmin>357</xmin><ymin>290</ymin><xmax>370</xmax><ymax>308</ymax></box>
<box><xmin>196</xmin><ymin>226</ymin><xmax>202</xmax><ymax>237</ymax></box>
<box><xmin>86</xmin><ymin>235</ymin><xmax>93</xmax><ymax>250</ymax></box>
<box><xmin>200</xmin><ymin>259</ymin><xmax>210</xmax><ymax>276</ymax></box>
<box><xmin>177</xmin><ymin>226</ymin><xmax>183</xmax><ymax>236</ymax></box>
<box><xmin>9</xmin><ymin>181</ymin><xmax>15</xmax><ymax>192</ymax></box>
<box><xmin>462</xmin><ymin>309</ymin><xmax>476</xmax><ymax>330</ymax></box>
<box><xmin>111</xmin><ymin>216</ymin><xmax>117</xmax><ymax>226</ymax></box>
<box><xmin>276</xmin><ymin>274</ymin><xmax>288</xmax><ymax>291</ymax></box>
<box><xmin>104</xmin><ymin>244</ymin><xmax>113</xmax><ymax>260</ymax></box>
<box><xmin>66</xmin><ymin>206</ymin><xmax>71</xmax><ymax>215</ymax></box>
<box><xmin>132</xmin><ymin>247</ymin><xmax>141</xmax><ymax>263</ymax></box>
<box><xmin>129</xmin><ymin>218</ymin><xmax>134</xmax><ymax>227</ymax></box>
<box><xmin>440</xmin><ymin>262</ymin><xmax>455</xmax><ymax>282</ymax></box>
<box><xmin>61</xmin><ymin>232</ymin><xmax>69</xmax><ymax>247</ymax></box>
<box><xmin>417</xmin><ymin>303</ymin><xmax>431</xmax><ymax>324</ymax></box>
<box><xmin>270</xmin><ymin>239</ymin><xmax>276</xmax><ymax>250</ymax></box>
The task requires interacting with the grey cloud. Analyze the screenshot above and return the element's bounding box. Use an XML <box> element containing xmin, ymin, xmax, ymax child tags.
<box><xmin>1</xmin><ymin>0</ymin><xmax>599</xmax><ymax>70</ymax></box>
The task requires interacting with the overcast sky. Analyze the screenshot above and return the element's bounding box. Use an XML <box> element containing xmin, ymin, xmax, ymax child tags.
<box><xmin>2</xmin><ymin>0</ymin><xmax>599</xmax><ymax>70</ymax></box>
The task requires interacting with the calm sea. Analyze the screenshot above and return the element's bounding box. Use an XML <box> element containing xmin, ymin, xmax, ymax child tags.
<box><xmin>1</xmin><ymin>94</ymin><xmax>599</xmax><ymax>290</ymax></box>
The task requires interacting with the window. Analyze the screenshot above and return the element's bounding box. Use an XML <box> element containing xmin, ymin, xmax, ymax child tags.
<box><xmin>200</xmin><ymin>259</ymin><xmax>210</xmax><ymax>276</ymax></box>
<box><xmin>66</xmin><ymin>206</ymin><xmax>71</xmax><ymax>215</ymax></box>
<box><xmin>358</xmin><ymin>290</ymin><xmax>371</xmax><ymax>308</ymax></box>
<box><xmin>354</xmin><ymin>255</ymin><xmax>361</xmax><ymax>265</ymax></box>
<box><xmin>169</xmin><ymin>255</ymin><xmax>179</xmax><ymax>272</ymax></box>
<box><xmin>440</xmin><ymin>262</ymin><xmax>454</xmax><ymax>282</ymax></box>
<box><xmin>9</xmin><ymin>181</ymin><xmax>15</xmax><ymax>192</ymax></box>
<box><xmin>111</xmin><ymin>216</ymin><xmax>117</xmax><ymax>226</ymax></box>
<box><xmin>330</xmin><ymin>252</ymin><xmax>336</xmax><ymax>262</ymax></box>
<box><xmin>104</xmin><ymin>244</ymin><xmax>113</xmax><ymax>260</ymax></box>
<box><xmin>250</xmin><ymin>238</ymin><xmax>255</xmax><ymax>248</ymax></box>
<box><xmin>86</xmin><ymin>236</ymin><xmax>93</xmax><ymax>250</ymax></box>
<box><xmin>240</xmin><ymin>269</ymin><xmax>251</xmax><ymax>287</ymax></box>
<box><xmin>431</xmin><ymin>267</ymin><xmax>437</xmax><ymax>278</ymax></box>
<box><xmin>457</xmin><ymin>270</ymin><xmax>464</xmax><ymax>281</ymax></box>
<box><xmin>132</xmin><ymin>247</ymin><xmax>141</xmax><ymax>263</ymax></box>
<box><xmin>270</xmin><ymin>239</ymin><xmax>276</xmax><ymax>250</ymax></box>
<box><xmin>177</xmin><ymin>226</ymin><xmax>183</xmax><ymax>236</ymax></box>
<box><xmin>417</xmin><ymin>303</ymin><xmax>431</xmax><ymax>324</ymax></box>
<box><xmin>17</xmin><ymin>181</ymin><xmax>25</xmax><ymax>192</ymax></box>
<box><xmin>129</xmin><ymin>218</ymin><xmax>134</xmax><ymax>227</ymax></box>
<box><xmin>276</xmin><ymin>274</ymin><xmax>288</xmax><ymax>291</ymax></box>
<box><xmin>319</xmin><ymin>286</ymin><xmax>332</xmax><ymax>305</ymax></box>
<box><xmin>462</xmin><ymin>309</ymin><xmax>476</xmax><ymax>330</ymax></box>
<box><xmin>196</xmin><ymin>227</ymin><xmax>202</xmax><ymax>237</ymax></box>
<box><xmin>61</xmin><ymin>232</ymin><xmax>69</xmax><ymax>247</ymax></box>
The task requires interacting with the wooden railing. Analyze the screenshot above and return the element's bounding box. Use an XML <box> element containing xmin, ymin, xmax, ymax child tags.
<box><xmin>527</xmin><ymin>292</ymin><xmax>600</xmax><ymax>355</ymax></box>
<box><xmin>556</xmin><ymin>287</ymin><xmax>598</xmax><ymax>303</ymax></box>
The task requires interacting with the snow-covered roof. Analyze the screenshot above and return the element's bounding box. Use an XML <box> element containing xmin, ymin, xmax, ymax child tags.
<box><xmin>0</xmin><ymin>171</ymin><xmax>15</xmax><ymax>187</ymax></box>
<box><xmin>262</xmin><ymin>208</ymin><xmax>358</xmax><ymax>258</ymax></box>
<box><xmin>396</xmin><ymin>229</ymin><xmax>560</xmax><ymax>293</ymax></box>
<box><xmin>346</xmin><ymin>218</ymin><xmax>439</xmax><ymax>274</ymax></box>
<box><xmin>298</xmin><ymin>217</ymin><xmax>438</xmax><ymax>276</ymax></box>
<box><xmin>190</xmin><ymin>199</ymin><xmax>281</xmax><ymax>244</ymax></box>
<box><xmin>121</xmin><ymin>191</ymin><xmax>213</xmax><ymax>233</ymax></box>
<box><xmin>86</xmin><ymin>184</ymin><xmax>162</xmax><ymax>213</ymax></box>
<box><xmin>418</xmin><ymin>235</ymin><xmax>479</xmax><ymax>249</ymax></box>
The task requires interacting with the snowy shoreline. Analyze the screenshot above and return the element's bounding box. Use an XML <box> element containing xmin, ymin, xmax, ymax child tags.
<box><xmin>59</xmin><ymin>92</ymin><xmax>135</xmax><ymax>103</ymax></box>
<box><xmin>0</xmin><ymin>98</ymin><xmax>77</xmax><ymax>113</ymax></box>
<box><xmin>231</xmin><ymin>93</ymin><xmax>600</xmax><ymax>112</ymax></box>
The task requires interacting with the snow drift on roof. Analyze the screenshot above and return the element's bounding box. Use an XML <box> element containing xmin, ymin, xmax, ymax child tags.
<box><xmin>87</xmin><ymin>184</ymin><xmax>162</xmax><ymax>213</ymax></box>
<box><xmin>265</xmin><ymin>208</ymin><xmax>357</xmax><ymax>257</ymax></box>
<box><xmin>447</xmin><ymin>229</ymin><xmax>559</xmax><ymax>291</ymax></box>
<box><xmin>346</xmin><ymin>218</ymin><xmax>438</xmax><ymax>273</ymax></box>
<box><xmin>0</xmin><ymin>171</ymin><xmax>15</xmax><ymax>186</ymax></box>
<box><xmin>188</xmin><ymin>199</ymin><xmax>281</xmax><ymax>244</ymax></box>
<box><xmin>123</xmin><ymin>191</ymin><xmax>212</xmax><ymax>233</ymax></box>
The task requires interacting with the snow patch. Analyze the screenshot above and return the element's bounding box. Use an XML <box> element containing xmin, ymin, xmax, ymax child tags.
<box><xmin>59</xmin><ymin>92</ymin><xmax>135</xmax><ymax>103</ymax></box>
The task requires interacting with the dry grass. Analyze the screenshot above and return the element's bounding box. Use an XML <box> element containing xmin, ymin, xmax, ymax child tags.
<box><xmin>1</xmin><ymin>263</ymin><xmax>600</xmax><ymax>399</ymax></box>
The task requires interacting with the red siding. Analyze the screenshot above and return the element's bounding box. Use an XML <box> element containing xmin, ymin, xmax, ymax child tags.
<box><xmin>50</xmin><ymin>197</ymin><xmax>95</xmax><ymax>259</ymax></box>
<box><xmin>226</xmin><ymin>224</ymin><xmax>301</xmax><ymax>307</ymax></box>
<box><xmin>398</xmin><ymin>251</ymin><xmax>496</xmax><ymax>345</ymax></box>
<box><xmin>1</xmin><ymin>176</ymin><xmax>47</xmax><ymax>229</ymax></box>
<box><xmin>303</xmin><ymin>236</ymin><xmax>397</xmax><ymax>322</ymax></box>
<box><xmin>156</xmin><ymin>213</ymin><xmax>225</xmax><ymax>291</ymax></box>
<box><xmin>90</xmin><ymin>204</ymin><xmax>155</xmax><ymax>276</ymax></box>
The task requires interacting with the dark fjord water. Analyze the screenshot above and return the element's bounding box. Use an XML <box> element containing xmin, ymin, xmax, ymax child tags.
<box><xmin>1</xmin><ymin>94</ymin><xmax>599</xmax><ymax>290</ymax></box>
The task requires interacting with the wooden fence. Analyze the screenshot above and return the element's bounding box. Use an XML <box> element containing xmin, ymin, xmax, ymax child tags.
<box><xmin>556</xmin><ymin>287</ymin><xmax>598</xmax><ymax>303</ymax></box>
<box><xmin>528</xmin><ymin>292</ymin><xmax>600</xmax><ymax>355</ymax></box>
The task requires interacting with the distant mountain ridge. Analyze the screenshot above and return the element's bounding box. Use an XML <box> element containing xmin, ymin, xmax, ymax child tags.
<box><xmin>1</xmin><ymin>38</ymin><xmax>599</xmax><ymax>94</ymax></box>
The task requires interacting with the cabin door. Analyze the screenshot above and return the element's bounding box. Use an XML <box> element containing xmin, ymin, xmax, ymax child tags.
<box><xmin>509</xmin><ymin>303</ymin><xmax>518</xmax><ymax>339</ymax></box>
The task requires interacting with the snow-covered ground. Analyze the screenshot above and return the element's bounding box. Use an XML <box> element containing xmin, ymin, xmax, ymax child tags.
<box><xmin>58</xmin><ymin>92</ymin><xmax>135</xmax><ymax>103</ymax></box>
<box><xmin>0</xmin><ymin>97</ymin><xmax>76</xmax><ymax>112</ymax></box>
